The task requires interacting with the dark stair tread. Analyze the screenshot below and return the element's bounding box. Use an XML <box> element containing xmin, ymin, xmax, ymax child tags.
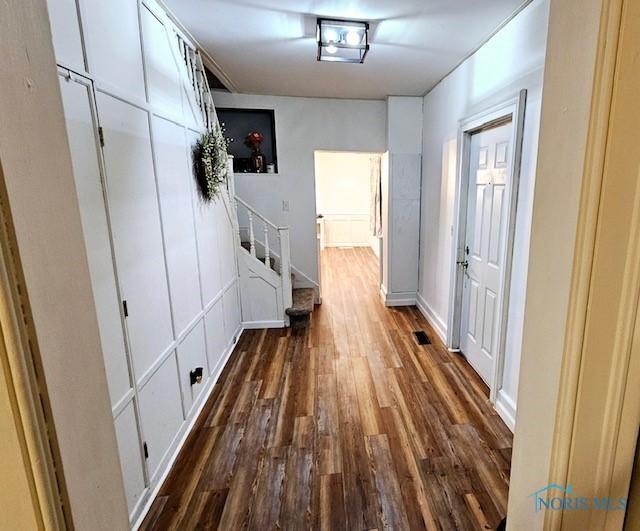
<box><xmin>286</xmin><ymin>288</ymin><xmax>315</xmax><ymax>317</ymax></box>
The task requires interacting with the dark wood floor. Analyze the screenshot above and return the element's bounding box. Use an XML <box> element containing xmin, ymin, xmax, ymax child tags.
<box><xmin>141</xmin><ymin>247</ymin><xmax>512</xmax><ymax>530</ymax></box>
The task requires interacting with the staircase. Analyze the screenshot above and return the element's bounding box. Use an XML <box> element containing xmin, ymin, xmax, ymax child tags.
<box><xmin>176</xmin><ymin>35</ymin><xmax>316</xmax><ymax>329</ymax></box>
<box><xmin>234</xmin><ymin>197</ymin><xmax>317</xmax><ymax>328</ymax></box>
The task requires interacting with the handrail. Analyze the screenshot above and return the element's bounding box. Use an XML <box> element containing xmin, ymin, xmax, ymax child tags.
<box><xmin>234</xmin><ymin>196</ymin><xmax>287</xmax><ymax>232</ymax></box>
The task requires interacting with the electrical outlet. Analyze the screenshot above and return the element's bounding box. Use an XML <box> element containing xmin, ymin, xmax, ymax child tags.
<box><xmin>282</xmin><ymin>200</ymin><xmax>290</xmax><ymax>212</ymax></box>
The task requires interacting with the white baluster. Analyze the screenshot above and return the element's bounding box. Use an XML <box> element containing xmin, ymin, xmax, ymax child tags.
<box><xmin>248</xmin><ymin>211</ymin><xmax>256</xmax><ymax>257</ymax></box>
<box><xmin>234</xmin><ymin>199</ymin><xmax>241</xmax><ymax>246</ymax></box>
<box><xmin>263</xmin><ymin>223</ymin><xmax>270</xmax><ymax>269</ymax></box>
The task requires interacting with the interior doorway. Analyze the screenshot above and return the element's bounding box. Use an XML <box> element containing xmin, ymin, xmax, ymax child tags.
<box><xmin>459</xmin><ymin>120</ymin><xmax>514</xmax><ymax>385</ymax></box>
<box><xmin>313</xmin><ymin>151</ymin><xmax>383</xmax><ymax>295</ymax></box>
<box><xmin>448</xmin><ymin>93</ymin><xmax>527</xmax><ymax>429</ymax></box>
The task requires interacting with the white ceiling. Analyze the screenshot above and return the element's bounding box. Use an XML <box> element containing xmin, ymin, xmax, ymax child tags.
<box><xmin>163</xmin><ymin>0</ymin><xmax>530</xmax><ymax>100</ymax></box>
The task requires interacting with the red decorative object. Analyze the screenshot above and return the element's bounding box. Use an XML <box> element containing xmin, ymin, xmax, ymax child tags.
<box><xmin>244</xmin><ymin>131</ymin><xmax>264</xmax><ymax>148</ymax></box>
<box><xmin>245</xmin><ymin>131</ymin><xmax>266</xmax><ymax>173</ymax></box>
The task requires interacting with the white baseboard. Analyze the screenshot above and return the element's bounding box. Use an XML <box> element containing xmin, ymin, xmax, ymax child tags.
<box><xmin>242</xmin><ymin>319</ymin><xmax>285</xmax><ymax>329</ymax></box>
<box><xmin>379</xmin><ymin>285</ymin><xmax>417</xmax><ymax>306</ymax></box>
<box><xmin>416</xmin><ymin>292</ymin><xmax>448</xmax><ymax>344</ymax></box>
<box><xmin>495</xmin><ymin>389</ymin><xmax>516</xmax><ymax>432</ymax></box>
<box><xmin>379</xmin><ymin>284</ymin><xmax>388</xmax><ymax>304</ymax></box>
<box><xmin>132</xmin><ymin>324</ymin><xmax>244</xmax><ymax>530</ymax></box>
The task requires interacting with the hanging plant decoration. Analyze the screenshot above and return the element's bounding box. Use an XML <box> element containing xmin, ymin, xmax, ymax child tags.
<box><xmin>193</xmin><ymin>120</ymin><xmax>229</xmax><ymax>202</ymax></box>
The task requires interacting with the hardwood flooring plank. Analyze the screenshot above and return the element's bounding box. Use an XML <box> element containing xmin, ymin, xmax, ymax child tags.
<box><xmin>280</xmin><ymin>416</ymin><xmax>315</xmax><ymax>530</ymax></box>
<box><xmin>366</xmin><ymin>433</ymin><xmax>411</xmax><ymax>530</ymax></box>
<box><xmin>380</xmin><ymin>406</ymin><xmax>439</xmax><ymax>530</ymax></box>
<box><xmin>319</xmin><ymin>473</ymin><xmax>346</xmax><ymax>531</ymax></box>
<box><xmin>317</xmin><ymin>373</ymin><xmax>342</xmax><ymax>475</ymax></box>
<box><xmin>260</xmin><ymin>336</ymin><xmax>287</xmax><ymax>399</ymax></box>
<box><xmin>180</xmin><ymin>490</ymin><xmax>228</xmax><ymax>530</ymax></box>
<box><xmin>217</xmin><ymin>399</ymin><xmax>273</xmax><ymax>530</ymax></box>
<box><xmin>246</xmin><ymin>446</ymin><xmax>288</xmax><ymax>530</ymax></box>
<box><xmin>352</xmin><ymin>357</ymin><xmax>385</xmax><ymax>436</ymax></box>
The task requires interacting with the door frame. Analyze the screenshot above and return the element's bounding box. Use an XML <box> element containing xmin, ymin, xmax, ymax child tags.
<box><xmin>446</xmin><ymin>90</ymin><xmax>527</xmax><ymax>404</ymax></box>
<box><xmin>0</xmin><ymin>164</ymin><xmax>69</xmax><ymax>528</ymax></box>
<box><xmin>542</xmin><ymin>0</ymin><xmax>640</xmax><ymax>527</ymax></box>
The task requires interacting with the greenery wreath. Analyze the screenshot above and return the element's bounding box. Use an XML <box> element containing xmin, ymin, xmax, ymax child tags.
<box><xmin>193</xmin><ymin>121</ymin><xmax>228</xmax><ymax>202</ymax></box>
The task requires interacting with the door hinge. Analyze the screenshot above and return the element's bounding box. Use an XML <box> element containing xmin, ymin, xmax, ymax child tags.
<box><xmin>122</xmin><ymin>300</ymin><xmax>128</xmax><ymax>318</ymax></box>
<box><xmin>98</xmin><ymin>126</ymin><xmax>105</xmax><ymax>147</ymax></box>
<box><xmin>143</xmin><ymin>442</ymin><xmax>149</xmax><ymax>460</ymax></box>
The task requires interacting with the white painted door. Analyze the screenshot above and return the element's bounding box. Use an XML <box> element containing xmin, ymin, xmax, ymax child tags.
<box><xmin>58</xmin><ymin>73</ymin><xmax>147</xmax><ymax>515</ymax></box>
<box><xmin>460</xmin><ymin>121</ymin><xmax>513</xmax><ymax>384</ymax></box>
<box><xmin>96</xmin><ymin>92</ymin><xmax>174</xmax><ymax>380</ymax></box>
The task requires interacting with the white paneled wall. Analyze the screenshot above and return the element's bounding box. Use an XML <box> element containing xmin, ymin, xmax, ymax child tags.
<box><xmin>49</xmin><ymin>0</ymin><xmax>242</xmax><ymax>525</ymax></box>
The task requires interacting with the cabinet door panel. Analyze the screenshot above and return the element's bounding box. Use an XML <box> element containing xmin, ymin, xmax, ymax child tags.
<box><xmin>153</xmin><ymin>117</ymin><xmax>201</xmax><ymax>335</ymax></box>
<box><xmin>114</xmin><ymin>401</ymin><xmax>146</xmax><ymax>517</ymax></box>
<box><xmin>188</xmin><ymin>131</ymin><xmax>222</xmax><ymax>305</ymax></box>
<box><xmin>204</xmin><ymin>300</ymin><xmax>226</xmax><ymax>376</ymax></box>
<box><xmin>177</xmin><ymin>322</ymin><xmax>208</xmax><ymax>414</ymax></box>
<box><xmin>223</xmin><ymin>286</ymin><xmax>241</xmax><ymax>346</ymax></box>
<box><xmin>46</xmin><ymin>0</ymin><xmax>85</xmax><ymax>71</ymax></box>
<box><xmin>82</xmin><ymin>0</ymin><xmax>146</xmax><ymax>100</ymax></box>
<box><xmin>217</xmin><ymin>202</ymin><xmax>237</xmax><ymax>287</ymax></box>
<box><xmin>59</xmin><ymin>76</ymin><xmax>131</xmax><ymax>407</ymax></box>
<box><xmin>142</xmin><ymin>7</ymin><xmax>183</xmax><ymax>115</ymax></box>
<box><xmin>97</xmin><ymin>93</ymin><xmax>173</xmax><ymax>379</ymax></box>
<box><xmin>138</xmin><ymin>355</ymin><xmax>183</xmax><ymax>479</ymax></box>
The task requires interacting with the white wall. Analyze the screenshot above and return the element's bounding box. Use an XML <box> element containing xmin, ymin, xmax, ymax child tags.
<box><xmin>417</xmin><ymin>0</ymin><xmax>550</xmax><ymax>415</ymax></box>
<box><xmin>0</xmin><ymin>1</ymin><xmax>130</xmax><ymax>528</ymax></box>
<box><xmin>212</xmin><ymin>92</ymin><xmax>386</xmax><ymax>285</ymax></box>
<box><xmin>315</xmin><ymin>151</ymin><xmax>378</xmax><ymax>250</ymax></box>
<box><xmin>47</xmin><ymin>0</ymin><xmax>241</xmax><ymax>526</ymax></box>
<box><xmin>507</xmin><ymin>0</ymin><xmax>604</xmax><ymax>526</ymax></box>
<box><xmin>383</xmin><ymin>96</ymin><xmax>423</xmax><ymax>306</ymax></box>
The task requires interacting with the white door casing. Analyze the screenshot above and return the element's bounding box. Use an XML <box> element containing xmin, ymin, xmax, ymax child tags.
<box><xmin>447</xmin><ymin>92</ymin><xmax>527</xmax><ymax>424</ymax></box>
<box><xmin>460</xmin><ymin>122</ymin><xmax>513</xmax><ymax>384</ymax></box>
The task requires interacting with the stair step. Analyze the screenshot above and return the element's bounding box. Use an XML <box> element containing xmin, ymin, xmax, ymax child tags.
<box><xmin>286</xmin><ymin>288</ymin><xmax>315</xmax><ymax>317</ymax></box>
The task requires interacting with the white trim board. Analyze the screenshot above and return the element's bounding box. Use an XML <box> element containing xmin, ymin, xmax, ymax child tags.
<box><xmin>495</xmin><ymin>390</ymin><xmax>516</xmax><ymax>432</ymax></box>
<box><xmin>242</xmin><ymin>320</ymin><xmax>285</xmax><ymax>329</ymax></box>
<box><xmin>416</xmin><ymin>292</ymin><xmax>447</xmax><ymax>344</ymax></box>
<box><xmin>379</xmin><ymin>284</ymin><xmax>417</xmax><ymax>307</ymax></box>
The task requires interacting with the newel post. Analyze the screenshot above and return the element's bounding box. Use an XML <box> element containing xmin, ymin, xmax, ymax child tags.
<box><xmin>279</xmin><ymin>227</ymin><xmax>293</xmax><ymax>311</ymax></box>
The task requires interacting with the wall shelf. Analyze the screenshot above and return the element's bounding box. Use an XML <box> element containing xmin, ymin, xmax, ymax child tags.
<box><xmin>218</xmin><ymin>108</ymin><xmax>278</xmax><ymax>173</ymax></box>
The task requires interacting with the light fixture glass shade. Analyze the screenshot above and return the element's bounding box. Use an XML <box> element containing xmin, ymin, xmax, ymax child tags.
<box><xmin>316</xmin><ymin>18</ymin><xmax>369</xmax><ymax>63</ymax></box>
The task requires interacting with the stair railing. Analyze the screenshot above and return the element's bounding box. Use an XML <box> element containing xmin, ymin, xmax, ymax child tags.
<box><xmin>176</xmin><ymin>34</ymin><xmax>215</xmax><ymax>131</ymax></box>
<box><xmin>234</xmin><ymin>196</ymin><xmax>293</xmax><ymax>310</ymax></box>
<box><xmin>174</xmin><ymin>32</ymin><xmax>293</xmax><ymax>319</ymax></box>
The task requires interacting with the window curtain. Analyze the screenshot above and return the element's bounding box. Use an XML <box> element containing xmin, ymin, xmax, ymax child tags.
<box><xmin>370</xmin><ymin>154</ymin><xmax>382</xmax><ymax>237</ymax></box>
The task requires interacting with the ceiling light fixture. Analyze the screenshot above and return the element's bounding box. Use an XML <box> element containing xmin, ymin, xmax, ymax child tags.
<box><xmin>316</xmin><ymin>18</ymin><xmax>370</xmax><ymax>63</ymax></box>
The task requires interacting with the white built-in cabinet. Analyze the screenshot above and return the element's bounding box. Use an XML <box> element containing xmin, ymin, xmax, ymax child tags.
<box><xmin>49</xmin><ymin>0</ymin><xmax>242</xmax><ymax>525</ymax></box>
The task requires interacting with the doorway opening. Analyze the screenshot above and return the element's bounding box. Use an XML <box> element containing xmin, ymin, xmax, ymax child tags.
<box><xmin>448</xmin><ymin>92</ymin><xmax>527</xmax><ymax>430</ymax></box>
<box><xmin>313</xmin><ymin>150</ymin><xmax>383</xmax><ymax>297</ymax></box>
